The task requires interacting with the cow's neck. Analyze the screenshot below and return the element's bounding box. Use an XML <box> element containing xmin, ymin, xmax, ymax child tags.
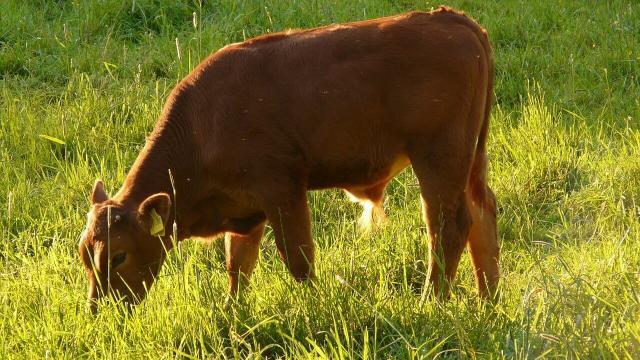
<box><xmin>114</xmin><ymin>117</ymin><xmax>199</xmax><ymax>239</ymax></box>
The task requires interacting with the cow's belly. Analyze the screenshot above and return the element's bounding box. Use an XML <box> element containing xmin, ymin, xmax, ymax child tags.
<box><xmin>307</xmin><ymin>153</ymin><xmax>409</xmax><ymax>190</ymax></box>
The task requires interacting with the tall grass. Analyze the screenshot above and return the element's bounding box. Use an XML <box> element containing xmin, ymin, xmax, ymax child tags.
<box><xmin>1</xmin><ymin>0</ymin><xmax>639</xmax><ymax>358</ymax></box>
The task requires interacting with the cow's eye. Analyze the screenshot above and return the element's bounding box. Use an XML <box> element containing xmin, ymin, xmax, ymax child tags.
<box><xmin>111</xmin><ymin>253</ymin><xmax>127</xmax><ymax>269</ymax></box>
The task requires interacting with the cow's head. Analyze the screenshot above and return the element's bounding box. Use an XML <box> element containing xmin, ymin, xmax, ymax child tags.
<box><xmin>78</xmin><ymin>180</ymin><xmax>171</xmax><ymax>313</ymax></box>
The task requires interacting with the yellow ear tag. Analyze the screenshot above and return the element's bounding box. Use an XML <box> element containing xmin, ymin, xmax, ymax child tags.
<box><xmin>149</xmin><ymin>208</ymin><xmax>165</xmax><ymax>236</ymax></box>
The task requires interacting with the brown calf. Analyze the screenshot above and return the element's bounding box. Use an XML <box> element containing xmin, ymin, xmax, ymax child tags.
<box><xmin>79</xmin><ymin>7</ymin><xmax>499</xmax><ymax>311</ymax></box>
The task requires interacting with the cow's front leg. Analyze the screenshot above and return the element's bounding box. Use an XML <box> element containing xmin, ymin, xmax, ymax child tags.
<box><xmin>225</xmin><ymin>222</ymin><xmax>266</xmax><ymax>297</ymax></box>
<box><xmin>259</xmin><ymin>186</ymin><xmax>315</xmax><ymax>282</ymax></box>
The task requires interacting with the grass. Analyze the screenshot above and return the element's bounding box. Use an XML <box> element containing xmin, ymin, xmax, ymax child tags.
<box><xmin>1</xmin><ymin>0</ymin><xmax>639</xmax><ymax>358</ymax></box>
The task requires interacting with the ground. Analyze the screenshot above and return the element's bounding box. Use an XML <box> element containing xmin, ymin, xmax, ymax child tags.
<box><xmin>0</xmin><ymin>0</ymin><xmax>639</xmax><ymax>358</ymax></box>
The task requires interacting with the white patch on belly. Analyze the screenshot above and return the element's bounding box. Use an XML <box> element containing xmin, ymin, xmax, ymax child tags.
<box><xmin>346</xmin><ymin>155</ymin><xmax>408</xmax><ymax>230</ymax></box>
<box><xmin>358</xmin><ymin>200</ymin><xmax>386</xmax><ymax>230</ymax></box>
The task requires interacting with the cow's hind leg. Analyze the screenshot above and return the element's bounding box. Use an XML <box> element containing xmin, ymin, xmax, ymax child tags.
<box><xmin>345</xmin><ymin>182</ymin><xmax>387</xmax><ymax>229</ymax></box>
<box><xmin>466</xmin><ymin>184</ymin><xmax>500</xmax><ymax>297</ymax></box>
<box><xmin>225</xmin><ymin>222</ymin><xmax>266</xmax><ymax>297</ymax></box>
<box><xmin>410</xmin><ymin>144</ymin><xmax>474</xmax><ymax>298</ymax></box>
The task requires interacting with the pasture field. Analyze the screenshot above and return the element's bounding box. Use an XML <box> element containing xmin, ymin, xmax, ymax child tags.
<box><xmin>1</xmin><ymin>0</ymin><xmax>639</xmax><ymax>358</ymax></box>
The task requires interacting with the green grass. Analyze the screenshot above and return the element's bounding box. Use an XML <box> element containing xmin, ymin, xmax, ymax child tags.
<box><xmin>1</xmin><ymin>0</ymin><xmax>639</xmax><ymax>358</ymax></box>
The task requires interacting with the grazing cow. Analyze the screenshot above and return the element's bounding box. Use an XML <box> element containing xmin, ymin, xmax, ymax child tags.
<box><xmin>79</xmin><ymin>7</ymin><xmax>499</xmax><ymax>312</ymax></box>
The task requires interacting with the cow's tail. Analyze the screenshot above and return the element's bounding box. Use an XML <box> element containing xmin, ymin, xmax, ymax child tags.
<box><xmin>468</xmin><ymin>23</ymin><xmax>495</xmax><ymax>213</ymax></box>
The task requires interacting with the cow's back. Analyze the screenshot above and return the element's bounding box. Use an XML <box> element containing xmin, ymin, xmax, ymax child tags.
<box><xmin>183</xmin><ymin>8</ymin><xmax>491</xmax><ymax>189</ymax></box>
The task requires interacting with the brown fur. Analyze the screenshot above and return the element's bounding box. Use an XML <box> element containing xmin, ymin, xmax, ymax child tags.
<box><xmin>79</xmin><ymin>7</ymin><xmax>499</xmax><ymax>311</ymax></box>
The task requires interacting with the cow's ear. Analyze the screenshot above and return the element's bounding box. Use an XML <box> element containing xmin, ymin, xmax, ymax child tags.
<box><xmin>91</xmin><ymin>180</ymin><xmax>108</xmax><ymax>204</ymax></box>
<box><xmin>138</xmin><ymin>193</ymin><xmax>171</xmax><ymax>236</ymax></box>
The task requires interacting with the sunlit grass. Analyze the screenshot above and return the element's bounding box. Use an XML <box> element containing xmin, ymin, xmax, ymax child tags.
<box><xmin>1</xmin><ymin>0</ymin><xmax>639</xmax><ymax>358</ymax></box>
